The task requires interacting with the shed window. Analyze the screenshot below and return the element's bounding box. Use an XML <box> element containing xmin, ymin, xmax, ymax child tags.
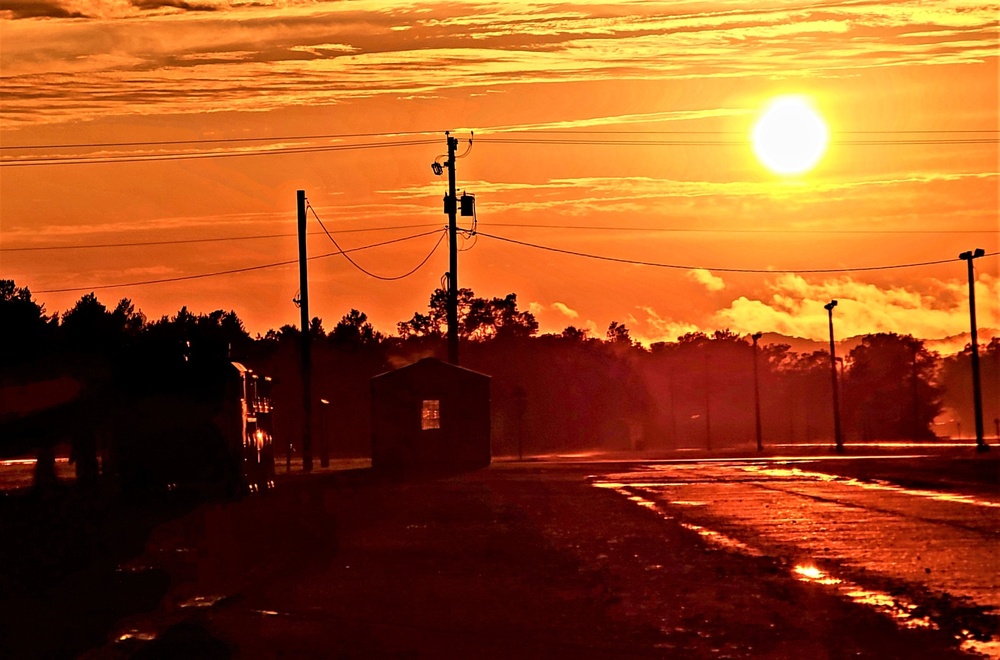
<box><xmin>421</xmin><ymin>399</ymin><xmax>441</xmax><ymax>430</ymax></box>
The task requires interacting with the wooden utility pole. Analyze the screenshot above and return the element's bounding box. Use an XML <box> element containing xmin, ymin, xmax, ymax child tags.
<box><xmin>297</xmin><ymin>190</ymin><xmax>313</xmax><ymax>472</ymax></box>
<box><xmin>445</xmin><ymin>134</ymin><xmax>460</xmax><ymax>365</ymax></box>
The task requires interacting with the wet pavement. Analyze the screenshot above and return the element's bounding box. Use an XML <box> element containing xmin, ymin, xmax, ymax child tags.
<box><xmin>593</xmin><ymin>453</ymin><xmax>1000</xmax><ymax>657</ymax></box>
<box><xmin>4</xmin><ymin>448</ymin><xmax>997</xmax><ymax>658</ymax></box>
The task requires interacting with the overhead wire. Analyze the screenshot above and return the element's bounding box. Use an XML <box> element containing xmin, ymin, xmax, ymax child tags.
<box><xmin>4</xmin><ymin>221</ymin><xmax>995</xmax><ymax>253</ymax></box>
<box><xmin>3</xmin><ymin>130</ymin><xmax>995</xmax><ymax>168</ymax></box>
<box><xmin>35</xmin><ymin>229</ymin><xmax>444</xmax><ymax>293</ymax></box>
<box><xmin>0</xmin><ymin>130</ymin><xmax>445</xmax><ymax>151</ymax></box>
<box><xmin>1</xmin><ymin>223</ymin><xmax>442</xmax><ymax>252</ymax></box>
<box><xmin>476</xmin><ymin>137</ymin><xmax>999</xmax><ymax>147</ymax></box>
<box><xmin>475</xmin><ymin>231</ymin><xmax>1000</xmax><ymax>274</ymax></box>
<box><xmin>308</xmin><ymin>203</ymin><xmax>446</xmax><ymax>281</ymax></box>
<box><xmin>0</xmin><ymin>138</ymin><xmax>440</xmax><ymax>167</ymax></box>
<box><xmin>3</xmin><ymin>128</ymin><xmax>995</xmax><ymax>152</ymax></box>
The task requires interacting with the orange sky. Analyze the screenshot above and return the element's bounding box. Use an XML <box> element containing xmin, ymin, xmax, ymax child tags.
<box><xmin>1</xmin><ymin>0</ymin><xmax>998</xmax><ymax>346</ymax></box>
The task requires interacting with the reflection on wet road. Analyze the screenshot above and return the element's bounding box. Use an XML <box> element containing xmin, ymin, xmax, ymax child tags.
<box><xmin>594</xmin><ymin>457</ymin><xmax>1000</xmax><ymax>657</ymax></box>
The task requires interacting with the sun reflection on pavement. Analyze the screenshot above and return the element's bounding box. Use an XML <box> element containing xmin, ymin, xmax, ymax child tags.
<box><xmin>741</xmin><ymin>465</ymin><xmax>1000</xmax><ymax>509</ymax></box>
<box><xmin>592</xmin><ymin>458</ymin><xmax>1000</xmax><ymax>657</ymax></box>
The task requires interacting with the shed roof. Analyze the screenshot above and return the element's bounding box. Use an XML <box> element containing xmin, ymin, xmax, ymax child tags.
<box><xmin>371</xmin><ymin>357</ymin><xmax>490</xmax><ymax>384</ymax></box>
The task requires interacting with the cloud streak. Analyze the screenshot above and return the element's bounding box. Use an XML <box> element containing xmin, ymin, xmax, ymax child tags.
<box><xmin>1</xmin><ymin>1</ymin><xmax>997</xmax><ymax>127</ymax></box>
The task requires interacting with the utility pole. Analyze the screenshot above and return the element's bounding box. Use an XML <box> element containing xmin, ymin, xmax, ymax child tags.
<box><xmin>297</xmin><ymin>190</ymin><xmax>313</xmax><ymax>472</ymax></box>
<box><xmin>824</xmin><ymin>300</ymin><xmax>844</xmax><ymax>453</ymax></box>
<box><xmin>445</xmin><ymin>133</ymin><xmax>460</xmax><ymax>365</ymax></box>
<box><xmin>959</xmin><ymin>249</ymin><xmax>989</xmax><ymax>452</ymax></box>
<box><xmin>751</xmin><ymin>332</ymin><xmax>763</xmax><ymax>452</ymax></box>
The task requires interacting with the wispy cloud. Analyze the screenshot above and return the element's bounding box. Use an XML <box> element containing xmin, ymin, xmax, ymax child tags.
<box><xmin>552</xmin><ymin>301</ymin><xmax>578</xmax><ymax>318</ymax></box>
<box><xmin>2</xmin><ymin>1</ymin><xmax>997</xmax><ymax>126</ymax></box>
<box><xmin>687</xmin><ymin>268</ymin><xmax>725</xmax><ymax>291</ymax></box>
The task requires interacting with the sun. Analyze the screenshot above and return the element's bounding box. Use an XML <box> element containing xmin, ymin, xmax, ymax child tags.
<box><xmin>752</xmin><ymin>96</ymin><xmax>829</xmax><ymax>175</ymax></box>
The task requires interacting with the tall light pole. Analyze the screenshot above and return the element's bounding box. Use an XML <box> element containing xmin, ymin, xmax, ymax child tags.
<box><xmin>704</xmin><ymin>351</ymin><xmax>712</xmax><ymax>452</ymax></box>
<box><xmin>959</xmin><ymin>249</ymin><xmax>989</xmax><ymax>452</ymax></box>
<box><xmin>824</xmin><ymin>300</ymin><xmax>844</xmax><ymax>453</ymax></box>
<box><xmin>751</xmin><ymin>332</ymin><xmax>763</xmax><ymax>452</ymax></box>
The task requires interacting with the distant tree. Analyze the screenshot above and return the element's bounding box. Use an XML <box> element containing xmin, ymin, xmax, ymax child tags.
<box><xmin>397</xmin><ymin>288</ymin><xmax>537</xmax><ymax>341</ymax></box>
<box><xmin>939</xmin><ymin>337</ymin><xmax>1000</xmax><ymax>439</ymax></box>
<box><xmin>561</xmin><ymin>326</ymin><xmax>589</xmax><ymax>342</ymax></box>
<box><xmin>309</xmin><ymin>316</ymin><xmax>326</xmax><ymax>339</ymax></box>
<box><xmin>464</xmin><ymin>293</ymin><xmax>538</xmax><ymax>341</ymax></box>
<box><xmin>606</xmin><ymin>321</ymin><xmax>634</xmax><ymax>347</ymax></box>
<box><xmin>111</xmin><ymin>298</ymin><xmax>146</xmax><ymax>336</ymax></box>
<box><xmin>60</xmin><ymin>293</ymin><xmax>116</xmax><ymax>353</ymax></box>
<box><xmin>331</xmin><ymin>309</ymin><xmax>383</xmax><ymax>347</ymax></box>
<box><xmin>0</xmin><ymin>279</ymin><xmax>55</xmax><ymax>365</ymax></box>
<box><xmin>397</xmin><ymin>287</ymin><xmax>474</xmax><ymax>338</ymax></box>
<box><xmin>843</xmin><ymin>333</ymin><xmax>942</xmax><ymax>440</ymax></box>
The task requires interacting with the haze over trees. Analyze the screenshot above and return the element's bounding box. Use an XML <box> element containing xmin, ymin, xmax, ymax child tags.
<box><xmin>3</xmin><ymin>279</ymin><xmax>997</xmax><ymax>465</ymax></box>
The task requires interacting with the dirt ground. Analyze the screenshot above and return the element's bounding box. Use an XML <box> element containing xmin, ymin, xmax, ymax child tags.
<box><xmin>3</xmin><ymin>454</ymin><xmax>989</xmax><ymax>659</ymax></box>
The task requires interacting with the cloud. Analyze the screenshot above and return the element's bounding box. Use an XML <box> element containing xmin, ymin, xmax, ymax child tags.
<box><xmin>552</xmin><ymin>301</ymin><xmax>578</xmax><ymax>318</ymax></box>
<box><xmin>2</xmin><ymin>0</ymin><xmax>997</xmax><ymax>125</ymax></box>
<box><xmin>631</xmin><ymin>306</ymin><xmax>700</xmax><ymax>346</ymax></box>
<box><xmin>130</xmin><ymin>0</ymin><xmax>217</xmax><ymax>11</ymax></box>
<box><xmin>713</xmin><ymin>273</ymin><xmax>1000</xmax><ymax>341</ymax></box>
<box><xmin>687</xmin><ymin>268</ymin><xmax>725</xmax><ymax>292</ymax></box>
<box><xmin>0</xmin><ymin>0</ymin><xmax>85</xmax><ymax>18</ymax></box>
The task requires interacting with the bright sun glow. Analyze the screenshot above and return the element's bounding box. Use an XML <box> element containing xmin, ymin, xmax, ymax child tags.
<box><xmin>752</xmin><ymin>96</ymin><xmax>829</xmax><ymax>175</ymax></box>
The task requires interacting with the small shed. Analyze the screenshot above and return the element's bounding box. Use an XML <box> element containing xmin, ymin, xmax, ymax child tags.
<box><xmin>370</xmin><ymin>358</ymin><xmax>491</xmax><ymax>472</ymax></box>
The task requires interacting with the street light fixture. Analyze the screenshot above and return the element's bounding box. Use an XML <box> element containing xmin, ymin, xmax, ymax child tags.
<box><xmin>824</xmin><ymin>300</ymin><xmax>844</xmax><ymax>453</ymax></box>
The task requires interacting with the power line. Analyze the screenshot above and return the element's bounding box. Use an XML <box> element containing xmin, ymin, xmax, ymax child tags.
<box><xmin>308</xmin><ymin>203</ymin><xmax>446</xmax><ymax>281</ymax></box>
<box><xmin>0</xmin><ymin>138</ymin><xmax>440</xmax><ymax>168</ymax></box>
<box><xmin>4</xmin><ymin>128</ymin><xmax>994</xmax><ymax>152</ymax></box>
<box><xmin>484</xmin><ymin>223</ymin><xmax>999</xmax><ymax>236</ymax></box>
<box><xmin>6</xmin><ymin>221</ymin><xmax>994</xmax><ymax>253</ymax></box>
<box><xmin>477</xmin><ymin>137</ymin><xmax>999</xmax><ymax>147</ymax></box>
<box><xmin>35</xmin><ymin>229</ymin><xmax>444</xmax><ymax>293</ymax></box>
<box><xmin>4</xmin><ymin>133</ymin><xmax>996</xmax><ymax>168</ymax></box>
<box><xmin>0</xmin><ymin>130</ymin><xmax>444</xmax><ymax>151</ymax></box>
<box><xmin>1</xmin><ymin>223</ymin><xmax>442</xmax><ymax>252</ymax></box>
<box><xmin>476</xmin><ymin>231</ymin><xmax>1000</xmax><ymax>274</ymax></box>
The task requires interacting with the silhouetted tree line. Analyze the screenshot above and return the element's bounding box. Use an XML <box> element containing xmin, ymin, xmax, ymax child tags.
<box><xmin>3</xmin><ymin>278</ymin><xmax>998</xmax><ymax>487</ymax></box>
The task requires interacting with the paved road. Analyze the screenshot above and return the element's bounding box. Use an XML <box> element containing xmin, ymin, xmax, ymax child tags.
<box><xmin>592</xmin><ymin>454</ymin><xmax>1000</xmax><ymax>657</ymax></box>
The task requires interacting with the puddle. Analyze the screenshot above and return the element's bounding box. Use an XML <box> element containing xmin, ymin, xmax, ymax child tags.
<box><xmin>115</xmin><ymin>629</ymin><xmax>157</xmax><ymax>643</ymax></box>
<box><xmin>594</xmin><ymin>475</ymin><xmax>1000</xmax><ymax>657</ymax></box>
<box><xmin>677</xmin><ymin>522</ymin><xmax>764</xmax><ymax>556</ymax></box>
<box><xmin>177</xmin><ymin>594</ymin><xmax>229</xmax><ymax>609</ymax></box>
<box><xmin>793</xmin><ymin>564</ymin><xmax>933</xmax><ymax>629</ymax></box>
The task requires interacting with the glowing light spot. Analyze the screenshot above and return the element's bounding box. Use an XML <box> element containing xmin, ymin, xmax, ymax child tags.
<box><xmin>752</xmin><ymin>96</ymin><xmax>829</xmax><ymax>175</ymax></box>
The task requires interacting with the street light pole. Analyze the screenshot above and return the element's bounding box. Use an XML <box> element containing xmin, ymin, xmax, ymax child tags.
<box><xmin>824</xmin><ymin>300</ymin><xmax>844</xmax><ymax>454</ymax></box>
<box><xmin>751</xmin><ymin>332</ymin><xmax>763</xmax><ymax>452</ymax></box>
<box><xmin>959</xmin><ymin>248</ymin><xmax>989</xmax><ymax>453</ymax></box>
